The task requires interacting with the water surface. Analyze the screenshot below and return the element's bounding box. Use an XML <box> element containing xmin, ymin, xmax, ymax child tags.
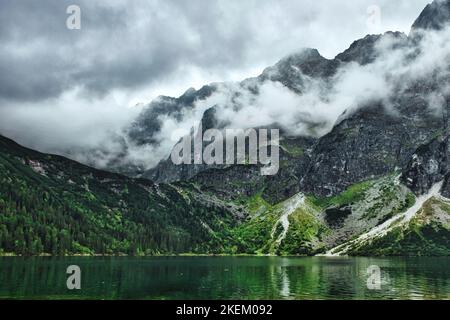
<box><xmin>0</xmin><ymin>256</ymin><xmax>448</xmax><ymax>300</ymax></box>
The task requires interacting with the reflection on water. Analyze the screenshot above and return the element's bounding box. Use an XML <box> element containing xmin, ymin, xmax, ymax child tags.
<box><xmin>0</xmin><ymin>256</ymin><xmax>448</xmax><ymax>300</ymax></box>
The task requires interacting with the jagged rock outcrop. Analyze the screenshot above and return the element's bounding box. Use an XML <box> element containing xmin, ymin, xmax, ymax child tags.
<box><xmin>302</xmin><ymin>95</ymin><xmax>444</xmax><ymax>197</ymax></box>
<box><xmin>190</xmin><ymin>136</ymin><xmax>316</xmax><ymax>204</ymax></box>
<box><xmin>412</xmin><ymin>0</ymin><xmax>450</xmax><ymax>31</ymax></box>
<box><xmin>335</xmin><ymin>32</ymin><xmax>407</xmax><ymax>65</ymax></box>
<box><xmin>143</xmin><ymin>106</ymin><xmax>227</xmax><ymax>182</ymax></box>
<box><xmin>128</xmin><ymin>85</ymin><xmax>216</xmax><ymax>146</ymax></box>
<box><xmin>260</xmin><ymin>49</ymin><xmax>339</xmax><ymax>93</ymax></box>
<box><xmin>402</xmin><ymin>135</ymin><xmax>450</xmax><ymax>195</ymax></box>
<box><xmin>140</xmin><ymin>33</ymin><xmax>414</xmax><ymax>188</ymax></box>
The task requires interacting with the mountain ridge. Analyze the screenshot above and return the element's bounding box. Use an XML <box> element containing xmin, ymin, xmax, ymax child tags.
<box><xmin>1</xmin><ymin>0</ymin><xmax>450</xmax><ymax>256</ymax></box>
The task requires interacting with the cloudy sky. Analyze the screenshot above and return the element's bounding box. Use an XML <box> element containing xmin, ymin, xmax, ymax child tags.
<box><xmin>0</xmin><ymin>0</ymin><xmax>432</xmax><ymax>159</ymax></box>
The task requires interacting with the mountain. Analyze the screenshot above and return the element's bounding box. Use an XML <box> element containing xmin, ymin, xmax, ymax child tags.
<box><xmin>0</xmin><ymin>135</ymin><xmax>245</xmax><ymax>255</ymax></box>
<box><xmin>2</xmin><ymin>131</ymin><xmax>449</xmax><ymax>256</ymax></box>
<box><xmin>135</xmin><ymin>2</ymin><xmax>449</xmax><ymax>199</ymax></box>
<box><xmin>412</xmin><ymin>0</ymin><xmax>450</xmax><ymax>31</ymax></box>
<box><xmin>2</xmin><ymin>0</ymin><xmax>450</xmax><ymax>256</ymax></box>
<box><xmin>137</xmin><ymin>32</ymin><xmax>409</xmax><ymax>185</ymax></box>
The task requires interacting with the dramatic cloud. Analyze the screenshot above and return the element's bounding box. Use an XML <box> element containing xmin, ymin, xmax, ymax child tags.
<box><xmin>0</xmin><ymin>0</ymin><xmax>431</xmax><ymax>102</ymax></box>
<box><xmin>0</xmin><ymin>0</ymin><xmax>434</xmax><ymax>169</ymax></box>
<box><xmin>162</xmin><ymin>24</ymin><xmax>450</xmax><ymax>163</ymax></box>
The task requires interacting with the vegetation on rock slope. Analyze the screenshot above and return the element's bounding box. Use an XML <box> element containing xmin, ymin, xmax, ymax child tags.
<box><xmin>0</xmin><ymin>135</ymin><xmax>240</xmax><ymax>256</ymax></box>
<box><xmin>1</xmin><ymin>134</ymin><xmax>449</xmax><ymax>257</ymax></box>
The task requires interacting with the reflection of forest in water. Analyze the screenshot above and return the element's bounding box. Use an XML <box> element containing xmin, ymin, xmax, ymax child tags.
<box><xmin>0</xmin><ymin>257</ymin><xmax>449</xmax><ymax>300</ymax></box>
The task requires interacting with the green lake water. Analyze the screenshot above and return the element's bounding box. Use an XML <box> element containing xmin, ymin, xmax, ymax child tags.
<box><xmin>0</xmin><ymin>256</ymin><xmax>448</xmax><ymax>300</ymax></box>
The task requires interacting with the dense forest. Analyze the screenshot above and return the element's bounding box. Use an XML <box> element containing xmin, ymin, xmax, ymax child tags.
<box><xmin>0</xmin><ymin>135</ymin><xmax>239</xmax><ymax>255</ymax></box>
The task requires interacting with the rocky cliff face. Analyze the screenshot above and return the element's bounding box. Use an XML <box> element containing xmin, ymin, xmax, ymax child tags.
<box><xmin>140</xmin><ymin>19</ymin><xmax>447</xmax><ymax>206</ymax></box>
<box><xmin>128</xmin><ymin>85</ymin><xmax>216</xmax><ymax>147</ymax></box>
<box><xmin>412</xmin><ymin>0</ymin><xmax>450</xmax><ymax>31</ymax></box>
<box><xmin>302</xmin><ymin>97</ymin><xmax>444</xmax><ymax>197</ymax></box>
<box><xmin>259</xmin><ymin>49</ymin><xmax>340</xmax><ymax>94</ymax></box>
<box><xmin>138</xmin><ymin>31</ymin><xmax>411</xmax><ymax>186</ymax></box>
<box><xmin>402</xmin><ymin>135</ymin><xmax>450</xmax><ymax>195</ymax></box>
<box><xmin>336</xmin><ymin>32</ymin><xmax>407</xmax><ymax>65</ymax></box>
<box><xmin>190</xmin><ymin>136</ymin><xmax>316</xmax><ymax>205</ymax></box>
<box><xmin>132</xmin><ymin>0</ymin><xmax>450</xmax><ymax>256</ymax></box>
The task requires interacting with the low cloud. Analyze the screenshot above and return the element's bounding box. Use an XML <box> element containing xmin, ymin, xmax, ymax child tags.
<box><xmin>0</xmin><ymin>0</ymin><xmax>438</xmax><ymax>170</ymax></box>
<box><xmin>148</xmin><ymin>23</ymin><xmax>450</xmax><ymax>170</ymax></box>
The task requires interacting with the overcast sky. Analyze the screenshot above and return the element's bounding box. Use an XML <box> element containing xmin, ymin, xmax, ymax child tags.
<box><xmin>0</xmin><ymin>0</ymin><xmax>432</xmax><ymax>155</ymax></box>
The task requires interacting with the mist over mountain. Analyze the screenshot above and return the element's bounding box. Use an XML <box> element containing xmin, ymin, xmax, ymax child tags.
<box><xmin>68</xmin><ymin>0</ymin><xmax>450</xmax><ymax>177</ymax></box>
<box><xmin>4</xmin><ymin>0</ymin><xmax>450</xmax><ymax>185</ymax></box>
<box><xmin>0</xmin><ymin>0</ymin><xmax>432</xmax><ymax>171</ymax></box>
<box><xmin>117</xmin><ymin>0</ymin><xmax>450</xmax><ymax>185</ymax></box>
<box><xmin>412</xmin><ymin>0</ymin><xmax>450</xmax><ymax>30</ymax></box>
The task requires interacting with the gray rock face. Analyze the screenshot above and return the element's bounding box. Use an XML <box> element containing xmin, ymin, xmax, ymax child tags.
<box><xmin>262</xmin><ymin>136</ymin><xmax>316</xmax><ymax>203</ymax></box>
<box><xmin>440</xmin><ymin>172</ymin><xmax>450</xmax><ymax>197</ymax></box>
<box><xmin>335</xmin><ymin>32</ymin><xmax>407</xmax><ymax>65</ymax></box>
<box><xmin>141</xmin><ymin>32</ymin><xmax>406</xmax><ymax>185</ymax></box>
<box><xmin>302</xmin><ymin>93</ymin><xmax>444</xmax><ymax>197</ymax></box>
<box><xmin>260</xmin><ymin>49</ymin><xmax>340</xmax><ymax>93</ymax></box>
<box><xmin>77</xmin><ymin>4</ymin><xmax>443</xmax><ymax>183</ymax></box>
<box><xmin>188</xmin><ymin>136</ymin><xmax>316</xmax><ymax>204</ymax></box>
<box><xmin>402</xmin><ymin>135</ymin><xmax>450</xmax><ymax>195</ymax></box>
<box><xmin>127</xmin><ymin>48</ymin><xmax>336</xmax><ymax>158</ymax></box>
<box><xmin>411</xmin><ymin>0</ymin><xmax>450</xmax><ymax>31</ymax></box>
<box><xmin>143</xmin><ymin>106</ymin><xmax>224</xmax><ymax>183</ymax></box>
<box><xmin>301</xmin><ymin>105</ymin><xmax>408</xmax><ymax>197</ymax></box>
<box><xmin>128</xmin><ymin>85</ymin><xmax>216</xmax><ymax>146</ymax></box>
<box><xmin>182</xmin><ymin>85</ymin><xmax>444</xmax><ymax>201</ymax></box>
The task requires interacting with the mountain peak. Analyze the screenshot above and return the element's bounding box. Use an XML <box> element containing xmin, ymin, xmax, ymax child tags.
<box><xmin>411</xmin><ymin>0</ymin><xmax>450</xmax><ymax>31</ymax></box>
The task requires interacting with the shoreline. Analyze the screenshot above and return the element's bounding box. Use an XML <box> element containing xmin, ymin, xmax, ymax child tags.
<box><xmin>0</xmin><ymin>253</ymin><xmax>288</xmax><ymax>258</ymax></box>
<box><xmin>1</xmin><ymin>253</ymin><xmax>448</xmax><ymax>258</ymax></box>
